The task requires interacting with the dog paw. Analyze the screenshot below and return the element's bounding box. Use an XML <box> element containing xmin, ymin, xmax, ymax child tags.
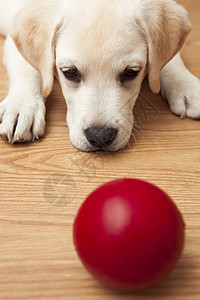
<box><xmin>0</xmin><ymin>95</ymin><xmax>46</xmax><ymax>143</ymax></box>
<box><xmin>161</xmin><ymin>72</ymin><xmax>200</xmax><ymax>120</ymax></box>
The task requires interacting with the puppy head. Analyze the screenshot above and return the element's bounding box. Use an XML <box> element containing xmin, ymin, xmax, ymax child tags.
<box><xmin>55</xmin><ymin>3</ymin><xmax>148</xmax><ymax>151</ymax></box>
<box><xmin>11</xmin><ymin>0</ymin><xmax>191</xmax><ymax>151</ymax></box>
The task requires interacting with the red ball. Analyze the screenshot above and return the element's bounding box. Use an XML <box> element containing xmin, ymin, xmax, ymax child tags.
<box><xmin>74</xmin><ymin>179</ymin><xmax>185</xmax><ymax>292</ymax></box>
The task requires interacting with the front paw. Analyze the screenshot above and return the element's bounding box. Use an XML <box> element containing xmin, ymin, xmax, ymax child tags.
<box><xmin>161</xmin><ymin>73</ymin><xmax>200</xmax><ymax>120</ymax></box>
<box><xmin>0</xmin><ymin>95</ymin><xmax>46</xmax><ymax>143</ymax></box>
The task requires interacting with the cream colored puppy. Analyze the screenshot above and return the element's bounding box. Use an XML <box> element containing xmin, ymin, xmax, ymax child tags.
<box><xmin>0</xmin><ymin>0</ymin><xmax>199</xmax><ymax>151</ymax></box>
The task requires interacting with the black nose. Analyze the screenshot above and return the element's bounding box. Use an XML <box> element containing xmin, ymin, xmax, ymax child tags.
<box><xmin>85</xmin><ymin>126</ymin><xmax>118</xmax><ymax>149</ymax></box>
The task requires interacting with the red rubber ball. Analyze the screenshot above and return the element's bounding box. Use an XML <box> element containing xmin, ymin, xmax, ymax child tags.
<box><xmin>74</xmin><ymin>179</ymin><xmax>185</xmax><ymax>292</ymax></box>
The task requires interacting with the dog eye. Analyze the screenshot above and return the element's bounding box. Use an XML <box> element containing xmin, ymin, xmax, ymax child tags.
<box><xmin>61</xmin><ymin>66</ymin><xmax>81</xmax><ymax>83</ymax></box>
<box><xmin>119</xmin><ymin>66</ymin><xmax>141</xmax><ymax>83</ymax></box>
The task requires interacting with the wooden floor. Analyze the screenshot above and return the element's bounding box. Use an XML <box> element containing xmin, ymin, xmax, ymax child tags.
<box><xmin>0</xmin><ymin>1</ymin><xmax>199</xmax><ymax>299</ymax></box>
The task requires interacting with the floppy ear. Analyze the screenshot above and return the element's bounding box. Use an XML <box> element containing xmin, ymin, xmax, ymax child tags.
<box><xmin>135</xmin><ymin>0</ymin><xmax>191</xmax><ymax>93</ymax></box>
<box><xmin>11</xmin><ymin>1</ymin><xmax>63</xmax><ymax>97</ymax></box>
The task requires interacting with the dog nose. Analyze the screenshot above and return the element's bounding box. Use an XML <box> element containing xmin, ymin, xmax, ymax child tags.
<box><xmin>85</xmin><ymin>126</ymin><xmax>118</xmax><ymax>149</ymax></box>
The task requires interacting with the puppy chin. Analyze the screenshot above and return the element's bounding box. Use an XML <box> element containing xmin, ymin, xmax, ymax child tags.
<box><xmin>106</xmin><ymin>135</ymin><xmax>132</xmax><ymax>152</ymax></box>
<box><xmin>68</xmin><ymin>128</ymin><xmax>133</xmax><ymax>152</ymax></box>
<box><xmin>68</xmin><ymin>131</ymin><xmax>96</xmax><ymax>152</ymax></box>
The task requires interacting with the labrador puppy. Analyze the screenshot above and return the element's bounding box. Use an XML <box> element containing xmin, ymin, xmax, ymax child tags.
<box><xmin>0</xmin><ymin>0</ymin><xmax>199</xmax><ymax>151</ymax></box>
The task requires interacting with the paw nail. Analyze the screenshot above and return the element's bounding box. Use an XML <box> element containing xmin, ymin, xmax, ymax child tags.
<box><xmin>8</xmin><ymin>133</ymin><xmax>13</xmax><ymax>143</ymax></box>
<box><xmin>35</xmin><ymin>133</ymin><xmax>39</xmax><ymax>140</ymax></box>
<box><xmin>180</xmin><ymin>112</ymin><xmax>186</xmax><ymax>119</ymax></box>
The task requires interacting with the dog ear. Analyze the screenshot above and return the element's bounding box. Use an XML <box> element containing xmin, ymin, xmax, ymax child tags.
<box><xmin>136</xmin><ymin>0</ymin><xmax>191</xmax><ymax>93</ymax></box>
<box><xmin>11</xmin><ymin>1</ymin><xmax>63</xmax><ymax>97</ymax></box>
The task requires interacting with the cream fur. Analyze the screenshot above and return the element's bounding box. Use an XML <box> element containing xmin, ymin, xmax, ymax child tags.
<box><xmin>0</xmin><ymin>0</ymin><xmax>199</xmax><ymax>151</ymax></box>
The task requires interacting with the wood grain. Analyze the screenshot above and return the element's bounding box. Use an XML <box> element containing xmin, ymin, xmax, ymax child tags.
<box><xmin>0</xmin><ymin>1</ymin><xmax>200</xmax><ymax>299</ymax></box>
